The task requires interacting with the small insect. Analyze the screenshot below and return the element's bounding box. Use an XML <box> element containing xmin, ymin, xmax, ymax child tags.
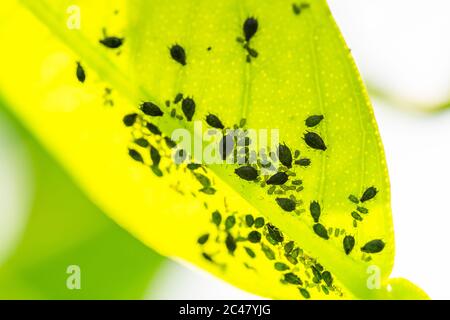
<box><xmin>357</xmin><ymin>206</ymin><xmax>369</xmax><ymax>214</ymax></box>
<box><xmin>173</xmin><ymin>93</ymin><xmax>183</xmax><ymax>104</ymax></box>
<box><xmin>284</xmin><ymin>272</ymin><xmax>302</xmax><ymax>285</ymax></box>
<box><xmin>234</xmin><ymin>165</ymin><xmax>258</xmax><ymax>181</ymax></box>
<box><xmin>197</xmin><ymin>234</ymin><xmax>209</xmax><ymax>245</ymax></box>
<box><xmin>134</xmin><ymin>138</ymin><xmax>149</xmax><ymax>148</ymax></box>
<box><xmin>150</xmin><ymin>145</ymin><xmax>161</xmax><ymax>166</ymax></box>
<box><xmin>164</xmin><ymin>136</ymin><xmax>177</xmax><ymax>149</ymax></box>
<box><xmin>274</xmin><ymin>262</ymin><xmax>290</xmax><ymax>271</ymax></box>
<box><xmin>295</xmin><ymin>158</ymin><xmax>311</xmax><ymax>167</ymax></box>
<box><xmin>243</xmin><ymin>17</ymin><xmax>258</xmax><ymax>42</ymax></box>
<box><xmin>200</xmin><ymin>187</ymin><xmax>216</xmax><ymax>195</ymax></box>
<box><xmin>267</xmin><ymin>224</ymin><xmax>284</xmax><ymax>243</ymax></box>
<box><xmin>206</xmin><ymin>114</ymin><xmax>225</xmax><ymax>129</ymax></box>
<box><xmin>348</xmin><ymin>194</ymin><xmax>359</xmax><ymax>204</ymax></box>
<box><xmin>123</xmin><ymin>113</ymin><xmax>138</xmax><ymax>127</ymax></box>
<box><xmin>309</xmin><ymin>201</ymin><xmax>321</xmax><ymax>223</ymax></box>
<box><xmin>181</xmin><ymin>97</ymin><xmax>195</xmax><ymax>121</ymax></box>
<box><xmin>305</xmin><ymin>115</ymin><xmax>324</xmax><ymax>127</ymax></box>
<box><xmin>278</xmin><ymin>144</ymin><xmax>293</xmax><ymax>168</ymax></box>
<box><xmin>254</xmin><ymin>217</ymin><xmax>265</xmax><ymax>228</ymax></box>
<box><xmin>360</xmin><ymin>186</ymin><xmax>378</xmax><ymax>202</ymax></box>
<box><xmin>239</xmin><ymin>118</ymin><xmax>247</xmax><ymax>128</ymax></box>
<box><xmin>202</xmin><ymin>252</ymin><xmax>214</xmax><ymax>262</ymax></box>
<box><xmin>128</xmin><ymin>149</ymin><xmax>143</xmax><ymax>163</ymax></box>
<box><xmin>76</xmin><ymin>61</ymin><xmax>86</xmax><ymax>83</ymax></box>
<box><xmin>212</xmin><ymin>210</ymin><xmax>222</xmax><ymax>226</ymax></box>
<box><xmin>207</xmin><ymin>46</ymin><xmax>212</xmax><ymax>51</ymax></box>
<box><xmin>245</xmin><ymin>214</ymin><xmax>254</xmax><ymax>227</ymax></box>
<box><xmin>146</xmin><ymin>123</ymin><xmax>162</xmax><ymax>135</ymax></box>
<box><xmin>321</xmin><ymin>271</ymin><xmax>333</xmax><ymax>287</ymax></box>
<box><xmin>343</xmin><ymin>235</ymin><xmax>355</xmax><ymax>255</ymax></box>
<box><xmin>299</xmin><ymin>288</ymin><xmax>310</xmax><ymax>299</ymax></box>
<box><xmin>225</xmin><ymin>215</ymin><xmax>236</xmax><ymax>230</ymax></box>
<box><xmin>244</xmin><ymin>247</ymin><xmax>256</xmax><ymax>258</ymax></box>
<box><xmin>150</xmin><ymin>165</ymin><xmax>163</xmax><ymax>177</ymax></box>
<box><xmin>284</xmin><ymin>241</ymin><xmax>294</xmax><ymax>254</ymax></box>
<box><xmin>141</xmin><ymin>102</ymin><xmax>163</xmax><ymax>117</ymax></box>
<box><xmin>294</xmin><ymin>150</ymin><xmax>300</xmax><ymax>158</ymax></box>
<box><xmin>311</xmin><ymin>266</ymin><xmax>322</xmax><ymax>283</ymax></box>
<box><xmin>351</xmin><ymin>211</ymin><xmax>363</xmax><ymax>221</ymax></box>
<box><xmin>170</xmin><ymin>44</ymin><xmax>187</xmax><ymax>66</ymax></box>
<box><xmin>99</xmin><ymin>36</ymin><xmax>124</xmax><ymax>49</ymax></box>
<box><xmin>261</xmin><ymin>244</ymin><xmax>275</xmax><ymax>260</ymax></box>
<box><xmin>266</xmin><ymin>172</ymin><xmax>289</xmax><ymax>185</ymax></box>
<box><xmin>248</xmin><ymin>230</ymin><xmax>261</xmax><ymax>243</ymax></box>
<box><xmin>313</xmin><ymin>223</ymin><xmax>329</xmax><ymax>240</ymax></box>
<box><xmin>275</xmin><ymin>197</ymin><xmax>296</xmax><ymax>212</ymax></box>
<box><xmin>361</xmin><ymin>239</ymin><xmax>385</xmax><ymax>253</ymax></box>
<box><xmin>194</xmin><ymin>173</ymin><xmax>211</xmax><ymax>188</ymax></box>
<box><xmin>187</xmin><ymin>163</ymin><xmax>201</xmax><ymax>171</ymax></box>
<box><xmin>304</xmin><ymin>132</ymin><xmax>327</xmax><ymax>151</ymax></box>
<box><xmin>225</xmin><ymin>234</ymin><xmax>237</xmax><ymax>254</ymax></box>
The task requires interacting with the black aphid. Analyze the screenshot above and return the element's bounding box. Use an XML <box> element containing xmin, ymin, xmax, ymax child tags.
<box><xmin>274</xmin><ymin>262</ymin><xmax>290</xmax><ymax>271</ymax></box>
<box><xmin>254</xmin><ymin>217</ymin><xmax>265</xmax><ymax>228</ymax></box>
<box><xmin>150</xmin><ymin>145</ymin><xmax>161</xmax><ymax>166</ymax></box>
<box><xmin>266</xmin><ymin>172</ymin><xmax>289</xmax><ymax>185</ymax></box>
<box><xmin>267</xmin><ymin>224</ymin><xmax>284</xmax><ymax>243</ymax></box>
<box><xmin>343</xmin><ymin>235</ymin><xmax>355</xmax><ymax>255</ymax></box>
<box><xmin>173</xmin><ymin>93</ymin><xmax>183</xmax><ymax>104</ymax></box>
<box><xmin>225</xmin><ymin>234</ymin><xmax>237</xmax><ymax>254</ymax></box>
<box><xmin>181</xmin><ymin>98</ymin><xmax>195</xmax><ymax>121</ymax></box>
<box><xmin>219</xmin><ymin>134</ymin><xmax>235</xmax><ymax>160</ymax></box>
<box><xmin>244</xmin><ymin>247</ymin><xmax>256</xmax><ymax>258</ymax></box>
<box><xmin>305</xmin><ymin>115</ymin><xmax>324</xmax><ymax>127</ymax></box>
<box><xmin>284</xmin><ymin>272</ymin><xmax>302</xmax><ymax>285</ymax></box>
<box><xmin>99</xmin><ymin>36</ymin><xmax>124</xmax><ymax>49</ymax></box>
<box><xmin>295</xmin><ymin>158</ymin><xmax>311</xmax><ymax>166</ymax></box>
<box><xmin>357</xmin><ymin>206</ymin><xmax>368</xmax><ymax>214</ymax></box>
<box><xmin>197</xmin><ymin>234</ymin><xmax>209</xmax><ymax>245</ymax></box>
<box><xmin>123</xmin><ymin>113</ymin><xmax>138</xmax><ymax>127</ymax></box>
<box><xmin>248</xmin><ymin>231</ymin><xmax>261</xmax><ymax>243</ymax></box>
<box><xmin>141</xmin><ymin>102</ymin><xmax>163</xmax><ymax>117</ymax></box>
<box><xmin>278</xmin><ymin>144</ymin><xmax>293</xmax><ymax>168</ymax></box>
<box><xmin>164</xmin><ymin>137</ymin><xmax>177</xmax><ymax>149</ymax></box>
<box><xmin>322</xmin><ymin>271</ymin><xmax>333</xmax><ymax>287</ymax></box>
<box><xmin>351</xmin><ymin>211</ymin><xmax>362</xmax><ymax>221</ymax></box>
<box><xmin>151</xmin><ymin>165</ymin><xmax>163</xmax><ymax>177</ymax></box>
<box><xmin>261</xmin><ymin>244</ymin><xmax>275</xmax><ymax>260</ymax></box>
<box><xmin>309</xmin><ymin>201</ymin><xmax>321</xmax><ymax>222</ymax></box>
<box><xmin>304</xmin><ymin>132</ymin><xmax>327</xmax><ymax>151</ymax></box>
<box><xmin>348</xmin><ymin>194</ymin><xmax>359</xmax><ymax>204</ymax></box>
<box><xmin>212</xmin><ymin>210</ymin><xmax>222</xmax><ymax>226</ymax></box>
<box><xmin>360</xmin><ymin>186</ymin><xmax>378</xmax><ymax>202</ymax></box>
<box><xmin>170</xmin><ymin>44</ymin><xmax>186</xmax><ymax>66</ymax></box>
<box><xmin>202</xmin><ymin>252</ymin><xmax>213</xmax><ymax>262</ymax></box>
<box><xmin>195</xmin><ymin>173</ymin><xmax>211</xmax><ymax>188</ymax></box>
<box><xmin>225</xmin><ymin>215</ymin><xmax>236</xmax><ymax>230</ymax></box>
<box><xmin>311</xmin><ymin>266</ymin><xmax>322</xmax><ymax>282</ymax></box>
<box><xmin>187</xmin><ymin>163</ymin><xmax>201</xmax><ymax>170</ymax></box>
<box><xmin>146</xmin><ymin>123</ymin><xmax>162</xmax><ymax>135</ymax></box>
<box><xmin>299</xmin><ymin>288</ymin><xmax>310</xmax><ymax>299</ymax></box>
<box><xmin>361</xmin><ymin>239</ymin><xmax>385</xmax><ymax>253</ymax></box>
<box><xmin>284</xmin><ymin>241</ymin><xmax>294</xmax><ymax>254</ymax></box>
<box><xmin>128</xmin><ymin>149</ymin><xmax>143</xmax><ymax>163</ymax></box>
<box><xmin>235</xmin><ymin>165</ymin><xmax>258</xmax><ymax>181</ymax></box>
<box><xmin>275</xmin><ymin>197</ymin><xmax>296</xmax><ymax>212</ymax></box>
<box><xmin>243</xmin><ymin>17</ymin><xmax>258</xmax><ymax>42</ymax></box>
<box><xmin>245</xmin><ymin>214</ymin><xmax>254</xmax><ymax>227</ymax></box>
<box><xmin>206</xmin><ymin>114</ymin><xmax>225</xmax><ymax>129</ymax></box>
<box><xmin>76</xmin><ymin>61</ymin><xmax>86</xmax><ymax>83</ymax></box>
<box><xmin>134</xmin><ymin>138</ymin><xmax>149</xmax><ymax>148</ymax></box>
<box><xmin>313</xmin><ymin>223</ymin><xmax>329</xmax><ymax>240</ymax></box>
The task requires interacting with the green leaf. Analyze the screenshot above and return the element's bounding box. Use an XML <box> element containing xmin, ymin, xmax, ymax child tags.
<box><xmin>0</xmin><ymin>102</ymin><xmax>164</xmax><ymax>299</ymax></box>
<box><xmin>0</xmin><ymin>0</ymin><xmax>428</xmax><ymax>299</ymax></box>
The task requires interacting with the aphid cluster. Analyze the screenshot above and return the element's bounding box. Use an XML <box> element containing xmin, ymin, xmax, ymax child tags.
<box><xmin>236</xmin><ymin>17</ymin><xmax>259</xmax><ymax>63</ymax></box>
<box><xmin>197</xmin><ymin>207</ymin><xmax>342</xmax><ymax>299</ymax></box>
